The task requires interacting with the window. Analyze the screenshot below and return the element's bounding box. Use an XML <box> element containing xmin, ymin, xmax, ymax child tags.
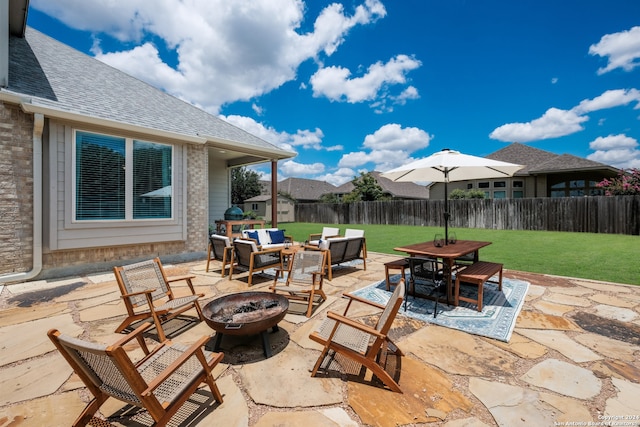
<box><xmin>467</xmin><ymin>183</ymin><xmax>473</xmax><ymax>189</ymax></box>
<box><xmin>493</xmin><ymin>191</ymin><xmax>506</xmax><ymax>199</ymax></box>
<box><xmin>478</xmin><ymin>182</ymin><xmax>489</xmax><ymax>188</ymax></box>
<box><xmin>513</xmin><ymin>190</ymin><xmax>524</xmax><ymax>198</ymax></box>
<box><xmin>251</xmin><ymin>203</ymin><xmax>259</xmax><ymax>210</ymax></box>
<box><xmin>513</xmin><ymin>181</ymin><xmax>523</xmax><ymax>188</ymax></box>
<box><xmin>494</xmin><ymin>181</ymin><xmax>506</xmax><ymax>188</ymax></box>
<box><xmin>75</xmin><ymin>131</ymin><xmax>172</xmax><ymax>221</ymax></box>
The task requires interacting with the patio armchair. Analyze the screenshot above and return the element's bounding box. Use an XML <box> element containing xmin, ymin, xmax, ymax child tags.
<box><xmin>48</xmin><ymin>322</ymin><xmax>224</xmax><ymax>427</ymax></box>
<box><xmin>269</xmin><ymin>250</ymin><xmax>327</xmax><ymax>317</ymax></box>
<box><xmin>308</xmin><ymin>226</ymin><xmax>340</xmax><ymax>246</ymax></box>
<box><xmin>229</xmin><ymin>239</ymin><xmax>284</xmax><ymax>286</ymax></box>
<box><xmin>309</xmin><ymin>279</ymin><xmax>405</xmax><ymax>393</ymax></box>
<box><xmin>206</xmin><ymin>234</ymin><xmax>234</xmax><ymax>276</ymax></box>
<box><xmin>113</xmin><ymin>257</ymin><xmax>205</xmax><ymax>342</ymax></box>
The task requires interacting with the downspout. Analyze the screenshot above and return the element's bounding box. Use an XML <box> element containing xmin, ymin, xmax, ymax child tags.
<box><xmin>0</xmin><ymin>113</ymin><xmax>44</xmax><ymax>283</ymax></box>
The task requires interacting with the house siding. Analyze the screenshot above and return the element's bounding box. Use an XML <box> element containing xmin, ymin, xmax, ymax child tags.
<box><xmin>35</xmin><ymin>120</ymin><xmax>209</xmax><ymax>278</ymax></box>
<box><xmin>0</xmin><ymin>102</ymin><xmax>33</xmax><ymax>274</ymax></box>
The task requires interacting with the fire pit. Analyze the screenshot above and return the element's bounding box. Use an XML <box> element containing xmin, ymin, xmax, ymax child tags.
<box><xmin>202</xmin><ymin>292</ymin><xmax>289</xmax><ymax>358</ymax></box>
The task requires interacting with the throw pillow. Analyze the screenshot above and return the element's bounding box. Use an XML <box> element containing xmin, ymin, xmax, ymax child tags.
<box><xmin>246</xmin><ymin>230</ymin><xmax>261</xmax><ymax>245</ymax></box>
<box><xmin>268</xmin><ymin>229</ymin><xmax>286</xmax><ymax>244</ymax></box>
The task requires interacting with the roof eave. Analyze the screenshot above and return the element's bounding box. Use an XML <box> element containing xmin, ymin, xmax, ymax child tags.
<box><xmin>13</xmin><ymin>96</ymin><xmax>208</xmax><ymax>144</ymax></box>
<box><xmin>202</xmin><ymin>134</ymin><xmax>296</xmax><ymax>161</ymax></box>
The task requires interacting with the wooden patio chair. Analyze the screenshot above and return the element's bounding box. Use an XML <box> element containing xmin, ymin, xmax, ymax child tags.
<box><xmin>269</xmin><ymin>250</ymin><xmax>327</xmax><ymax>317</ymax></box>
<box><xmin>228</xmin><ymin>239</ymin><xmax>283</xmax><ymax>286</ymax></box>
<box><xmin>309</xmin><ymin>279</ymin><xmax>406</xmax><ymax>393</ymax></box>
<box><xmin>114</xmin><ymin>257</ymin><xmax>205</xmax><ymax>342</ymax></box>
<box><xmin>48</xmin><ymin>322</ymin><xmax>224</xmax><ymax>427</ymax></box>
<box><xmin>206</xmin><ymin>234</ymin><xmax>234</xmax><ymax>276</ymax></box>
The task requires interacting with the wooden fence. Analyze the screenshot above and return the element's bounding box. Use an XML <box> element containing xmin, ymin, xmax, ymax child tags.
<box><xmin>295</xmin><ymin>196</ymin><xmax>640</xmax><ymax>235</ymax></box>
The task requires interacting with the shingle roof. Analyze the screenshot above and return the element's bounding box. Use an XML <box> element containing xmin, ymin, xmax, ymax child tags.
<box><xmin>5</xmin><ymin>27</ymin><xmax>293</xmax><ymax>158</ymax></box>
<box><xmin>261</xmin><ymin>178</ymin><xmax>337</xmax><ymax>201</ymax></box>
<box><xmin>487</xmin><ymin>142</ymin><xmax>618</xmax><ymax>175</ymax></box>
<box><xmin>333</xmin><ymin>171</ymin><xmax>430</xmax><ymax>199</ymax></box>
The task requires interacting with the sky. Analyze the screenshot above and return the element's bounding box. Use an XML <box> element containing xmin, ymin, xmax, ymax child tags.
<box><xmin>27</xmin><ymin>0</ymin><xmax>640</xmax><ymax>186</ymax></box>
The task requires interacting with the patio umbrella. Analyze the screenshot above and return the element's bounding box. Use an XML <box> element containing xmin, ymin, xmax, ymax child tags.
<box><xmin>381</xmin><ymin>148</ymin><xmax>523</xmax><ymax>244</ymax></box>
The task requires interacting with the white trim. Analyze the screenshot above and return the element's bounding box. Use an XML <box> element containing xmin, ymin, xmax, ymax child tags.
<box><xmin>201</xmin><ymin>134</ymin><xmax>295</xmax><ymax>159</ymax></box>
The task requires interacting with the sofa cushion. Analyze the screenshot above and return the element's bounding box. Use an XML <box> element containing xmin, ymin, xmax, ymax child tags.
<box><xmin>268</xmin><ymin>229</ymin><xmax>286</xmax><ymax>244</ymax></box>
<box><xmin>245</xmin><ymin>230</ymin><xmax>261</xmax><ymax>245</ymax></box>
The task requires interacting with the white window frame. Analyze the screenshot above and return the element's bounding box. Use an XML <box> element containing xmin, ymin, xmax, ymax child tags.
<box><xmin>71</xmin><ymin>129</ymin><xmax>174</xmax><ymax>223</ymax></box>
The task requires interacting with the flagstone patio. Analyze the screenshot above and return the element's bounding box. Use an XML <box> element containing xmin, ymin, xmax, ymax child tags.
<box><xmin>0</xmin><ymin>252</ymin><xmax>638</xmax><ymax>426</ymax></box>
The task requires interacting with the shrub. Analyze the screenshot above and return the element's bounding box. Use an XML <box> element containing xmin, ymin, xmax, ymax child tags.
<box><xmin>596</xmin><ymin>168</ymin><xmax>640</xmax><ymax>195</ymax></box>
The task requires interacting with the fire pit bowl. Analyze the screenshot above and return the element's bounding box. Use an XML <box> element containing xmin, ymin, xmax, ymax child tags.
<box><xmin>202</xmin><ymin>292</ymin><xmax>289</xmax><ymax>358</ymax></box>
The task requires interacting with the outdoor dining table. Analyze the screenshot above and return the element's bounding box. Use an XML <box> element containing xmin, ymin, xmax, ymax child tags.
<box><xmin>393</xmin><ymin>240</ymin><xmax>492</xmax><ymax>304</ymax></box>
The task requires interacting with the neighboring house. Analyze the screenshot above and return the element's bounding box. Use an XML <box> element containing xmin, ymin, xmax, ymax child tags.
<box><xmin>0</xmin><ymin>2</ymin><xmax>295</xmax><ymax>282</ymax></box>
<box><xmin>334</xmin><ymin>171</ymin><xmax>430</xmax><ymax>200</ymax></box>
<box><xmin>259</xmin><ymin>177</ymin><xmax>337</xmax><ymax>203</ymax></box>
<box><xmin>244</xmin><ymin>194</ymin><xmax>295</xmax><ymax>223</ymax></box>
<box><xmin>429</xmin><ymin>143</ymin><xmax>620</xmax><ymax>199</ymax></box>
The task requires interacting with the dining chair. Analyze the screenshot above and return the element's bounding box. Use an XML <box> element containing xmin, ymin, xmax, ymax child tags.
<box><xmin>407</xmin><ymin>256</ymin><xmax>446</xmax><ymax>317</ymax></box>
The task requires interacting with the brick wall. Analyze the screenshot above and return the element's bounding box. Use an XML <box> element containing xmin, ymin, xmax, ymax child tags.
<box><xmin>0</xmin><ymin>102</ymin><xmax>33</xmax><ymax>275</ymax></box>
<box><xmin>186</xmin><ymin>143</ymin><xmax>208</xmax><ymax>252</ymax></box>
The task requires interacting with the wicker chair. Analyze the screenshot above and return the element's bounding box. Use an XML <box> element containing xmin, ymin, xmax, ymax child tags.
<box><xmin>228</xmin><ymin>239</ymin><xmax>283</xmax><ymax>286</ymax></box>
<box><xmin>206</xmin><ymin>234</ymin><xmax>234</xmax><ymax>276</ymax></box>
<box><xmin>309</xmin><ymin>279</ymin><xmax>405</xmax><ymax>393</ymax></box>
<box><xmin>269</xmin><ymin>250</ymin><xmax>327</xmax><ymax>317</ymax></box>
<box><xmin>113</xmin><ymin>257</ymin><xmax>204</xmax><ymax>342</ymax></box>
<box><xmin>47</xmin><ymin>322</ymin><xmax>224</xmax><ymax>427</ymax></box>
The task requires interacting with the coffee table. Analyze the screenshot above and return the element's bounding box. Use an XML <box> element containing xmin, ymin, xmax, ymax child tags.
<box><xmin>202</xmin><ymin>292</ymin><xmax>289</xmax><ymax>358</ymax></box>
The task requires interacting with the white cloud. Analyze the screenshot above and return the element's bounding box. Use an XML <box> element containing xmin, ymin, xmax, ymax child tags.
<box><xmin>589</xmin><ymin>134</ymin><xmax>638</xmax><ymax>151</ymax></box>
<box><xmin>587</xmin><ymin>134</ymin><xmax>640</xmax><ymax>169</ymax></box>
<box><xmin>490</xmin><ymin>89</ymin><xmax>640</xmax><ymax>143</ymax></box>
<box><xmin>336</xmin><ymin>123</ymin><xmax>431</xmax><ymax>171</ymax></box>
<box><xmin>589</xmin><ymin>26</ymin><xmax>640</xmax><ymax>75</ymax></box>
<box><xmin>587</xmin><ymin>149</ymin><xmax>640</xmax><ymax>169</ymax></box>
<box><xmin>363</xmin><ymin>123</ymin><xmax>432</xmax><ymax>151</ymax></box>
<box><xmin>221</xmin><ymin>115</ymin><xmax>327</xmax><ymax>152</ymax></box>
<box><xmin>279</xmin><ymin>160</ymin><xmax>325</xmax><ymax>176</ymax></box>
<box><xmin>309</xmin><ymin>54</ymin><xmax>422</xmax><ymax>108</ymax></box>
<box><xmin>489</xmin><ymin>108</ymin><xmax>588</xmax><ymax>143</ymax></box>
<box><xmin>31</xmin><ymin>0</ymin><xmax>387</xmax><ymax>113</ymax></box>
<box><xmin>252</xmin><ymin>103</ymin><xmax>264</xmax><ymax>116</ymax></box>
<box><xmin>574</xmin><ymin>89</ymin><xmax>640</xmax><ymax>114</ymax></box>
<box><xmin>315</xmin><ymin>167</ymin><xmax>356</xmax><ymax>186</ymax></box>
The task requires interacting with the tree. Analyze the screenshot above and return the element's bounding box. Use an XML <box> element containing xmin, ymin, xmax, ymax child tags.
<box><xmin>347</xmin><ymin>172</ymin><xmax>388</xmax><ymax>202</ymax></box>
<box><xmin>319</xmin><ymin>193</ymin><xmax>341</xmax><ymax>203</ymax></box>
<box><xmin>596</xmin><ymin>169</ymin><xmax>640</xmax><ymax>195</ymax></box>
<box><xmin>231</xmin><ymin>167</ymin><xmax>262</xmax><ymax>205</ymax></box>
<box><xmin>450</xmin><ymin>189</ymin><xmax>486</xmax><ymax>199</ymax></box>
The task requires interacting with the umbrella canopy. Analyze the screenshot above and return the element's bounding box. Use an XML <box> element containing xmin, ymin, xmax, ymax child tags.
<box><xmin>381</xmin><ymin>149</ymin><xmax>523</xmax><ymax>243</ymax></box>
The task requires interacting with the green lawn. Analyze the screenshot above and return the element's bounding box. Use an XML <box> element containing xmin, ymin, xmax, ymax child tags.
<box><xmin>277</xmin><ymin>222</ymin><xmax>639</xmax><ymax>285</ymax></box>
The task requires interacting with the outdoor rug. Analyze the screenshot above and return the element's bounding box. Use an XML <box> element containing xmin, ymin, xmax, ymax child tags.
<box><xmin>351</xmin><ymin>274</ymin><xmax>529</xmax><ymax>342</ymax></box>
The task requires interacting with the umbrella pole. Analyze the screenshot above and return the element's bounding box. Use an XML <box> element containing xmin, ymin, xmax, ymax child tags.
<box><xmin>444</xmin><ymin>174</ymin><xmax>449</xmax><ymax>245</ymax></box>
